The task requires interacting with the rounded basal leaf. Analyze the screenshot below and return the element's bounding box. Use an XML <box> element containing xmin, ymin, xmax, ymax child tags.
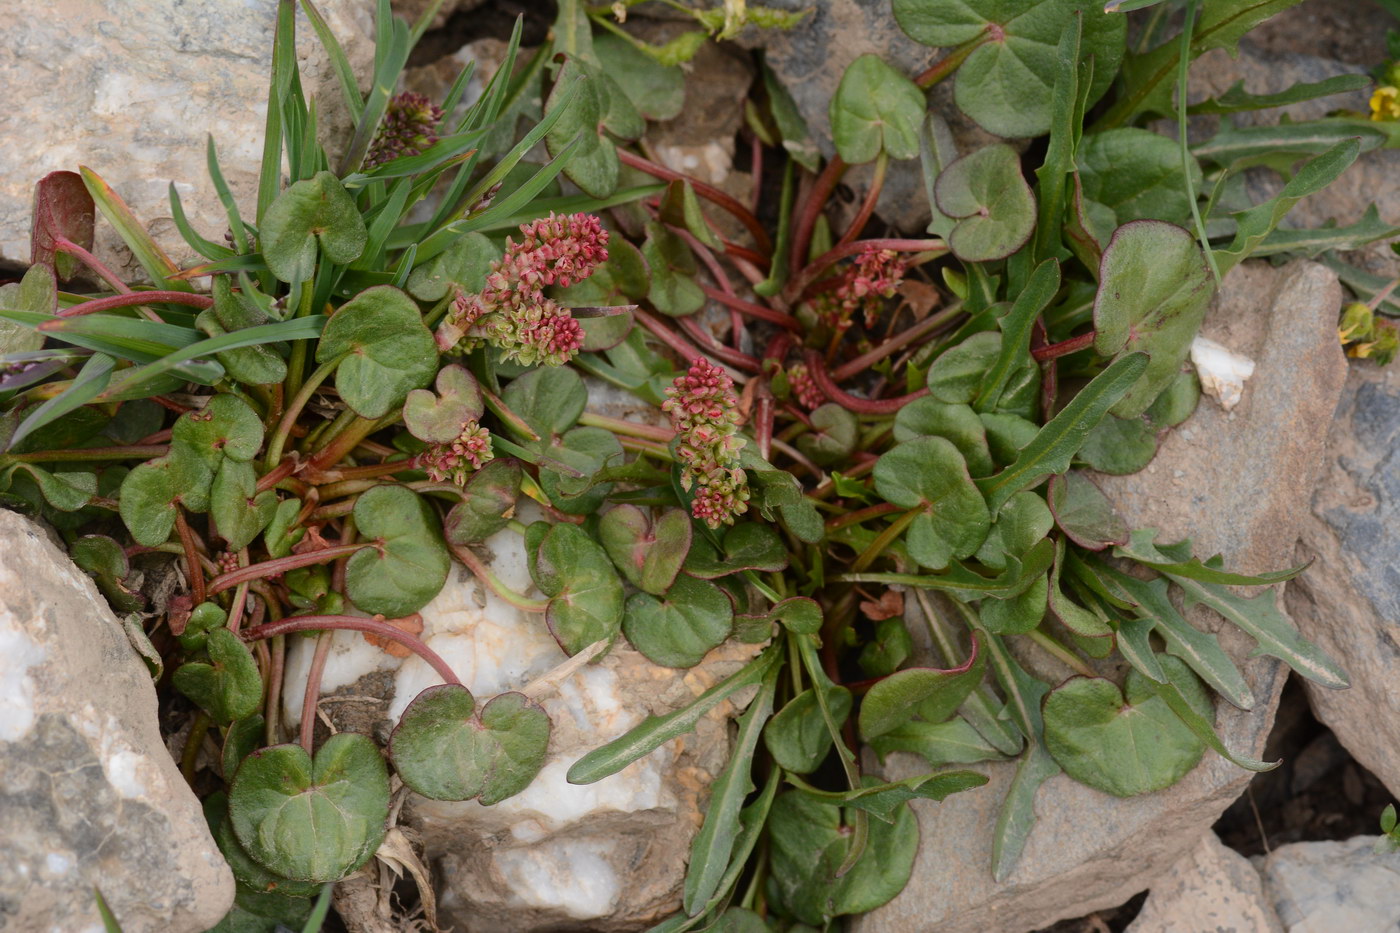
<box><xmin>172</xmin><ymin>394</ymin><xmax>265</xmax><ymax>471</ymax></box>
<box><xmin>537</xmin><ymin>426</ymin><xmax>623</xmax><ymax>515</ymax></box>
<box><xmin>980</xmin><ymin>411</ymin><xmax>1040</xmax><ymax>464</ymax></box>
<box><xmin>829</xmin><ymin>54</ymin><xmax>926</xmax><ymax>164</ymax></box>
<box><xmin>1078</xmin><ymin>129</ymin><xmax>1203</xmax><ymax>237</ymax></box>
<box><xmin>501</xmin><ymin>365</ymin><xmax>587</xmax><ymax>439</ymax></box>
<box><xmin>643</xmin><ymin>221</ymin><xmax>704</xmax><ymax>317</ymax></box>
<box><xmin>346</xmin><ymin>485</ymin><xmax>451</xmax><ymax>617</ymax></box>
<box><xmin>893</xmin><ymin>0</ymin><xmax>1125</xmax><ymax>139</ymax></box>
<box><xmin>594</xmin><ymin>31</ymin><xmax>685</xmax><ymax>121</ymax></box>
<box><xmin>406</xmin><ymin>232</ymin><xmax>499</xmax><ymax>302</ymax></box>
<box><xmin>893</xmin><ymin>398</ymin><xmax>994</xmax><ymax>476</ymax></box>
<box><xmin>229</xmin><ymin>733</ymin><xmax>390</xmax><ymax>883</ymax></box>
<box><xmin>1076</xmin><ymin>412</ymin><xmax>1158</xmax><ymax>474</ymax></box>
<box><xmin>1048</xmin><ymin>471</ymin><xmax>1128</xmax><ymax>550</ymax></box>
<box><xmin>444</xmin><ymin>459</ymin><xmax>523</xmax><ymax>545</ymax></box>
<box><xmin>797</xmin><ymin>403</ymin><xmax>859</xmax><ymax>467</ymax></box>
<box><xmin>859</xmin><ymin>617</ymin><xmax>914</xmax><ymax>679</ymax></box>
<box><xmin>767</xmin><ymin>787</ymin><xmax>920</xmax><ymax>926</ymax></box>
<box><xmin>546</xmin><ymin>62</ymin><xmax>619</xmax><ymax>198</ymax></box>
<box><xmin>118</xmin><ymin>447</ymin><xmax>213</xmax><ymax>546</ymax></box>
<box><xmin>390</xmin><ymin>685</ymin><xmax>550</xmax><ymax>804</ymax></box>
<box><xmin>578</xmin><ymin>310</ymin><xmax>634</xmax><ymax>353</ymax></box>
<box><xmin>204</xmin><ymin>791</ymin><xmax>321</xmax><ymax>900</ymax></box>
<box><xmin>402</xmin><ymin>364</ymin><xmax>484</xmax><ymax>444</ymax></box>
<box><xmin>683</xmin><ymin>522</ymin><xmax>790</xmax><ymax>580</ymax></box>
<box><xmin>211</xmin><ymin>460</ymin><xmax>277</xmax><ymax>551</ymax></box>
<box><xmin>874</xmin><ymin>437</ymin><xmax>990</xmax><ymax>570</ymax></box>
<box><xmin>974</xmin><ymin>490</ymin><xmax>1054</xmax><ymax>571</ymax></box>
<box><xmin>260</xmin><ymin>170</ymin><xmax>367</xmax><ymax>283</ymax></box>
<box><xmin>531</xmin><ymin>522</ymin><xmax>625</xmax><ymax>655</ymax></box>
<box><xmin>934</xmin><ymin>145</ymin><xmax>1036</xmax><ymax>262</ymax></box>
<box><xmin>764</xmin><ymin>681</ymin><xmax>853</xmax><ymax>774</ymax></box>
<box><xmin>0</xmin><ymin>264</ymin><xmax>51</xmax><ymax>355</ymax></box>
<box><xmin>979</xmin><ymin>573</ymin><xmax>1048</xmax><ymax>634</ymax></box>
<box><xmin>599</xmin><ymin>505</ymin><xmax>692</xmax><ymax>596</ymax></box>
<box><xmin>859</xmin><ymin>635</ymin><xmax>984</xmax><ymax>739</ymax></box>
<box><xmin>172</xmin><ymin>628</ymin><xmax>263</xmax><ymax>724</ymax></box>
<box><xmin>623</xmin><ymin>574</ymin><xmax>733</xmax><ymax>669</ymax></box>
<box><xmin>1093</xmin><ymin>221</ymin><xmax>1214</xmax><ymax>418</ymax></box>
<box><xmin>925</xmin><ymin>331</ymin><xmax>1001</xmax><ymax>404</ymax></box>
<box><xmin>264</xmin><ymin>497</ymin><xmax>305</xmax><ymax>558</ymax></box>
<box><xmin>317</xmin><ymin>285</ymin><xmax>439</xmax><ymax>419</ymax></box>
<box><xmin>221</xmin><ymin>716</ymin><xmax>265</xmax><ymax>784</ymax></box>
<box><xmin>1043</xmin><ymin>655</ymin><xmax>1212</xmax><ymax>797</ymax></box>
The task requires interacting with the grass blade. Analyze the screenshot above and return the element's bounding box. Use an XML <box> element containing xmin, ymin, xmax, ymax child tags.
<box><xmin>79</xmin><ymin>168</ymin><xmax>192</xmax><ymax>292</ymax></box>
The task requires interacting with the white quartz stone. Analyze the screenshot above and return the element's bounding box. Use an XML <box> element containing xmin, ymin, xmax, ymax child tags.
<box><xmin>1191</xmin><ymin>335</ymin><xmax>1256</xmax><ymax>410</ymax></box>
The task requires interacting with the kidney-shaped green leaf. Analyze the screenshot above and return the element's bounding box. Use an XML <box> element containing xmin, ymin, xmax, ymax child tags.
<box><xmin>934</xmin><ymin>144</ymin><xmax>1037</xmax><ymax>262</ymax></box>
<box><xmin>260</xmin><ymin>170</ymin><xmax>367</xmax><ymax>283</ymax></box>
<box><xmin>874</xmin><ymin>436</ymin><xmax>990</xmax><ymax>570</ymax></box>
<box><xmin>390</xmin><ymin>685</ymin><xmax>550</xmax><ymax>804</ymax></box>
<box><xmin>402</xmin><ymin>363</ymin><xmax>484</xmax><ymax>444</ymax></box>
<box><xmin>172</xmin><ymin>627</ymin><xmax>263</xmax><ymax>724</ymax></box>
<box><xmin>532</xmin><ymin>522</ymin><xmax>625</xmax><ymax>655</ymax></box>
<box><xmin>623</xmin><ymin>574</ymin><xmax>733</xmax><ymax>668</ymax></box>
<box><xmin>830</xmin><ymin>54</ymin><xmax>926</xmax><ymax>164</ymax></box>
<box><xmin>318</xmin><ymin>285</ymin><xmax>438</xmax><ymax>419</ymax></box>
<box><xmin>346</xmin><ymin>484</ymin><xmax>451</xmax><ymax>617</ymax></box>
<box><xmin>859</xmin><ymin>634</ymin><xmax>985</xmax><ymax>739</ymax></box>
<box><xmin>599</xmin><ymin>504</ymin><xmax>692</xmax><ymax>595</ymax></box>
<box><xmin>229</xmin><ymin>733</ymin><xmax>390</xmax><ymax>883</ymax></box>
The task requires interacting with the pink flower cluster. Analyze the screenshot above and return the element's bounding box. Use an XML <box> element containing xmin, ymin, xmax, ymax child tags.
<box><xmin>787</xmin><ymin>362</ymin><xmax>826</xmax><ymax>410</ymax></box>
<box><xmin>366</xmin><ymin>93</ymin><xmax>444</xmax><ymax>169</ymax></box>
<box><xmin>418</xmin><ymin>420</ymin><xmax>494</xmax><ymax>487</ymax></box>
<box><xmin>662</xmin><ymin>358</ymin><xmax>750</xmax><ymax>528</ymax></box>
<box><xmin>436</xmin><ymin>212</ymin><xmax>608</xmax><ymax>367</ymax></box>
<box><xmin>817</xmin><ymin>245</ymin><xmax>904</xmax><ymax>334</ymax></box>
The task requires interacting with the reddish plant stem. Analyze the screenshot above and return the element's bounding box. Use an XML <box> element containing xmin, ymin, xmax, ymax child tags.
<box><xmin>54</xmin><ymin>237</ymin><xmax>131</xmax><ymax>294</ymax></box>
<box><xmin>242</xmin><ymin>614</ymin><xmax>462</xmax><ymax>687</ymax></box>
<box><xmin>803</xmin><ymin>350</ymin><xmax>929</xmax><ymax>415</ymax></box>
<box><xmin>136</xmin><ymin>427</ymin><xmax>173</xmax><ymax>445</ymax></box>
<box><xmin>618</xmin><ymin>148</ymin><xmax>772</xmax><ymax>253</ymax></box>
<box><xmin>153</xmin><ymin>396</ymin><xmax>192</xmax><ymax>415</ymax></box>
<box><xmin>700</xmin><ymin>285</ymin><xmax>801</xmax><ymax>331</ymax></box>
<box><xmin>635</xmin><ymin>309</ymin><xmax>749</xmax><ymax>383</ymax></box>
<box><xmin>835</xmin><ymin>152</ymin><xmax>888</xmax><ymax>250</ymax></box>
<box><xmin>300</xmin><ymin>631</ymin><xmax>334</xmax><ymax>753</ymax></box>
<box><xmin>264</xmin><ymin>628</ymin><xmax>285</xmax><ymax>746</ymax></box>
<box><xmin>722</xmin><ymin>242</ymin><xmax>770</xmax><ymax>270</ymax></box>
<box><xmin>1031</xmin><ymin>330</ymin><xmax>1097</xmax><ymax>362</ymax></box>
<box><xmin>206</xmin><ymin>542</ymin><xmax>369</xmax><ymax>595</ymax></box>
<box><xmin>782</xmin><ymin>402</ymin><xmax>816</xmax><ymax>429</ymax></box>
<box><xmin>763</xmin><ymin>331</ymin><xmax>793</xmax><ymax>364</ymax></box>
<box><xmin>756</xmin><ymin>388</ymin><xmax>774</xmax><ymax>461</ymax></box>
<box><xmin>331</xmin><ymin>517</ymin><xmax>355</xmax><ymax>599</ymax></box>
<box><xmin>302</xmin><ymin>459</ymin><xmax>414</xmax><ymax>485</ymax></box>
<box><xmin>55</xmin><ymin>290</ymin><xmax>214</xmax><ymax>318</ymax></box>
<box><xmin>666</xmin><ymin>224</ymin><xmax>746</xmax><ymax>348</ymax></box>
<box><xmin>677</xmin><ymin>316</ymin><xmax>761</xmax><ymax>372</ymax></box>
<box><xmin>790</xmin><ymin>156</ymin><xmax>848</xmax><ymax>276</ymax></box>
<box><xmin>831</xmin><ymin>304</ymin><xmax>962</xmax><ymax>381</ymax></box>
<box><xmin>255</xmin><ymin>456</ymin><xmax>299</xmax><ymax>493</ymax></box>
<box><xmin>914</xmin><ymin>33</ymin><xmax>987</xmax><ymax>88</ymax></box>
<box><xmin>173</xmin><ymin>508</ymin><xmax>206</xmax><ymax>607</ymax></box>
<box><xmin>826</xmin><ymin>501</ymin><xmax>902</xmax><ymax>531</ymax></box>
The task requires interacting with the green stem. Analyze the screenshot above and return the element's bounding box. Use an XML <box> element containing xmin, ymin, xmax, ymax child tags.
<box><xmin>265</xmin><ymin>355</ymin><xmax>344</xmax><ymax>470</ymax></box>
<box><xmin>4</xmin><ymin>445</ymin><xmax>168</xmax><ymax>463</ymax></box>
<box><xmin>1177</xmin><ymin>0</ymin><xmax>1220</xmax><ymax>284</ymax></box>
<box><xmin>577</xmin><ymin>411</ymin><xmax>674</xmax><ymax>443</ymax></box>
<box><xmin>849</xmin><ymin>507</ymin><xmax>921</xmax><ymax>574</ymax></box>
<box><xmin>914</xmin><ymin>32</ymin><xmax>990</xmax><ymax>89</ymax></box>
<box><xmin>450</xmin><ymin>543</ymin><xmax>549</xmax><ymax>612</ymax></box>
<box><xmin>180</xmin><ymin>711</ymin><xmax>212</xmax><ymax>785</ymax></box>
<box><xmin>283</xmin><ymin>280</ymin><xmax>316</xmax><ymax>405</ymax></box>
<box><xmin>1024</xmin><ymin>627</ymin><xmax>1096</xmax><ymax>679</ymax></box>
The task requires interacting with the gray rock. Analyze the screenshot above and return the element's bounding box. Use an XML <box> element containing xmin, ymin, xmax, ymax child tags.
<box><xmin>0</xmin><ymin>509</ymin><xmax>233</xmax><ymax>932</ymax></box>
<box><xmin>1287</xmin><ymin>356</ymin><xmax>1400</xmax><ymax>800</ymax></box>
<box><xmin>0</xmin><ymin>0</ymin><xmax>375</xmax><ymax>278</ymax></box>
<box><xmin>855</xmin><ymin>260</ymin><xmax>1349</xmax><ymax>933</ymax></box>
<box><xmin>1126</xmin><ymin>832</ymin><xmax>1283</xmax><ymax>933</ymax></box>
<box><xmin>1259</xmin><ymin>835</ymin><xmax>1400</xmax><ymax>931</ymax></box>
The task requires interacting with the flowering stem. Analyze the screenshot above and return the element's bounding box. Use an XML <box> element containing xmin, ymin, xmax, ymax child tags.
<box><xmin>577</xmin><ymin>411</ymin><xmax>673</xmax><ymax>443</ymax></box>
<box><xmin>803</xmin><ymin>350</ymin><xmax>929</xmax><ymax>415</ymax></box>
<box><xmin>792</xmin><ymin>238</ymin><xmax>947</xmax><ymax>301</ymax></box>
<box><xmin>700</xmin><ymin>285</ymin><xmax>801</xmax><ymax>331</ymax></box>
<box><xmin>617</xmin><ymin>149</ymin><xmax>772</xmax><ymax>254</ymax></box>
<box><xmin>207</xmin><ymin>542</ymin><xmax>371</xmax><ymax>595</ymax></box>
<box><xmin>635</xmin><ymin>309</ymin><xmax>748</xmax><ymax>383</ymax></box>
<box><xmin>266</xmin><ymin>355</ymin><xmax>343</xmax><ymax>471</ymax></box>
<box><xmin>850</xmin><ymin>507</ymin><xmax>922</xmax><ymax>574</ymax></box>
<box><xmin>831</xmin><ymin>303</ymin><xmax>963</xmax><ymax>381</ymax></box>
<box><xmin>241</xmin><ymin>614</ymin><xmax>462</xmax><ymax>687</ymax></box>
<box><xmin>790</xmin><ymin>156</ymin><xmax>848</xmax><ymax>275</ymax></box>
<box><xmin>1031</xmin><ymin>330</ymin><xmax>1097</xmax><ymax>362</ymax></box>
<box><xmin>449</xmin><ymin>543</ymin><xmax>548</xmax><ymax>613</ymax></box>
<box><xmin>55</xmin><ymin>290</ymin><xmax>214</xmax><ymax>318</ymax></box>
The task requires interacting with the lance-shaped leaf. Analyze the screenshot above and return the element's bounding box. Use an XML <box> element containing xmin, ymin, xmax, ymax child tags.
<box><xmin>874</xmin><ymin>436</ymin><xmax>991</xmax><ymax>571</ymax></box>
<box><xmin>976</xmin><ymin>352</ymin><xmax>1148</xmax><ymax>513</ymax></box>
<box><xmin>623</xmin><ymin>574</ymin><xmax>733</xmax><ymax>669</ymax></box>
<box><xmin>867</xmin><ymin>716</ymin><xmax>1009</xmax><ymax>768</ymax></box>
<box><xmin>829</xmin><ymin>54</ymin><xmax>925</xmax><ymax>164</ymax></box>
<box><xmin>1043</xmin><ymin>655</ymin><xmax>1213</xmax><ymax>797</ymax></box>
<box><xmin>992</xmin><ymin>742</ymin><xmax>1060</xmax><ymax>881</ymax></box>
<box><xmin>934</xmin><ymin>145</ymin><xmax>1037</xmax><ymax>262</ymax></box>
<box><xmin>317</xmin><ymin>285</ymin><xmax>438</xmax><ymax>419</ymax></box>
<box><xmin>599</xmin><ymin>505</ymin><xmax>692</xmax><ymax>595</ymax></box>
<box><xmin>402</xmin><ymin>363</ymin><xmax>484</xmax><ymax>444</ymax></box>
<box><xmin>788</xmin><ymin>770</ymin><xmax>988</xmax><ymax>823</ymax></box>
<box><xmin>1092</xmin><ymin>221</ymin><xmax>1213</xmax><ymax>418</ymax></box>
<box><xmin>172</xmin><ymin>627</ymin><xmax>263</xmax><ymax>724</ymax></box>
<box><xmin>532</xmin><ymin>521</ymin><xmax>625</xmax><ymax>655</ymax></box>
<box><xmin>1049</xmin><ymin>471</ymin><xmax>1127</xmax><ymax>550</ymax></box>
<box><xmin>1138</xmin><ymin>654</ymin><xmax>1277</xmax><ymax>773</ymax></box>
<box><xmin>260</xmin><ymin>170</ymin><xmax>368</xmax><ymax>282</ymax></box>
<box><xmin>345</xmin><ymin>485</ymin><xmax>451</xmax><ymax>617</ymax></box>
<box><xmin>859</xmin><ymin>634</ymin><xmax>985</xmax><ymax>739</ymax></box>
<box><xmin>444</xmin><ymin>458</ymin><xmax>522</xmax><ymax>545</ymax></box>
<box><xmin>1115</xmin><ymin>528</ymin><xmax>1304</xmax><ymax>585</ymax></box>
<box><xmin>229</xmin><ymin>733</ymin><xmax>390</xmax><ymax>883</ymax></box>
<box><xmin>390</xmin><ymin>686</ymin><xmax>550</xmax><ymax>804</ymax></box>
<box><xmin>893</xmin><ymin>0</ymin><xmax>1125</xmax><ymax>138</ymax></box>
<box><xmin>684</xmin><ymin>668</ymin><xmax>777</xmax><ymax>914</ymax></box>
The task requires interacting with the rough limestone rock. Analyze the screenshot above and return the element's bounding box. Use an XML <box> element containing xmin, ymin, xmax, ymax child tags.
<box><xmin>1287</xmin><ymin>358</ymin><xmax>1400</xmax><ymax>799</ymax></box>
<box><xmin>1259</xmin><ymin>836</ymin><xmax>1400</xmax><ymax>931</ymax></box>
<box><xmin>855</xmin><ymin>260</ymin><xmax>1348</xmax><ymax>933</ymax></box>
<box><xmin>1126</xmin><ymin>832</ymin><xmax>1283</xmax><ymax>933</ymax></box>
<box><xmin>284</xmin><ymin>509</ymin><xmax>753</xmax><ymax>932</ymax></box>
<box><xmin>0</xmin><ymin>0</ymin><xmax>375</xmax><ymax>276</ymax></box>
<box><xmin>0</xmin><ymin>509</ymin><xmax>234</xmax><ymax>932</ymax></box>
